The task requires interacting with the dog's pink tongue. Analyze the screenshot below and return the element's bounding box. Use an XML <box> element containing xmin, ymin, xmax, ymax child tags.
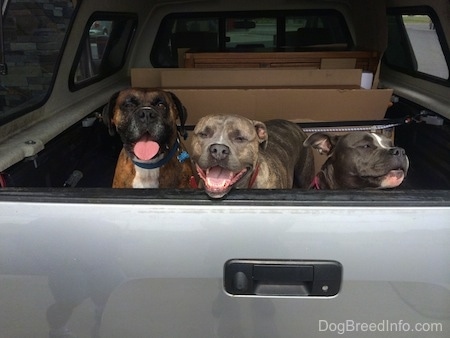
<box><xmin>383</xmin><ymin>169</ymin><xmax>405</xmax><ymax>188</ymax></box>
<box><xmin>206</xmin><ymin>166</ymin><xmax>233</xmax><ymax>188</ymax></box>
<box><xmin>134</xmin><ymin>138</ymin><xmax>160</xmax><ymax>161</ymax></box>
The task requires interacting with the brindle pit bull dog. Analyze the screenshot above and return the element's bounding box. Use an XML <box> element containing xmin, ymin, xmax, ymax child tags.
<box><xmin>191</xmin><ymin>114</ymin><xmax>315</xmax><ymax>198</ymax></box>
<box><xmin>303</xmin><ymin>131</ymin><xmax>409</xmax><ymax>189</ymax></box>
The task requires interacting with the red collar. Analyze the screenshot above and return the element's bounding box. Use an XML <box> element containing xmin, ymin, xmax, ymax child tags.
<box><xmin>189</xmin><ymin>175</ymin><xmax>198</xmax><ymax>189</ymax></box>
<box><xmin>310</xmin><ymin>175</ymin><xmax>321</xmax><ymax>189</ymax></box>
<box><xmin>248</xmin><ymin>163</ymin><xmax>260</xmax><ymax>189</ymax></box>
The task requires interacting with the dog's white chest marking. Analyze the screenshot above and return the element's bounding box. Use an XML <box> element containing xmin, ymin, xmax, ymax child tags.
<box><xmin>371</xmin><ymin>133</ymin><xmax>390</xmax><ymax>149</ymax></box>
<box><xmin>132</xmin><ymin>165</ymin><xmax>160</xmax><ymax>188</ymax></box>
<box><xmin>132</xmin><ymin>154</ymin><xmax>164</xmax><ymax>188</ymax></box>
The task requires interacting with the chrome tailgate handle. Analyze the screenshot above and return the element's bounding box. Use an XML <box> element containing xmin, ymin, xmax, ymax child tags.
<box><xmin>224</xmin><ymin>259</ymin><xmax>342</xmax><ymax>297</ymax></box>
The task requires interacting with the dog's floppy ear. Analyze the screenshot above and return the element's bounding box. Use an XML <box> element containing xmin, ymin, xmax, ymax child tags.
<box><xmin>102</xmin><ymin>91</ymin><xmax>120</xmax><ymax>136</ymax></box>
<box><xmin>168</xmin><ymin>91</ymin><xmax>188</xmax><ymax>139</ymax></box>
<box><xmin>253</xmin><ymin>120</ymin><xmax>268</xmax><ymax>150</ymax></box>
<box><xmin>303</xmin><ymin>132</ymin><xmax>339</xmax><ymax>155</ymax></box>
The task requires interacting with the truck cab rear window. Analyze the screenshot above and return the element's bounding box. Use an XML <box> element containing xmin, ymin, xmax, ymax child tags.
<box><xmin>150</xmin><ymin>10</ymin><xmax>352</xmax><ymax>68</ymax></box>
<box><xmin>69</xmin><ymin>13</ymin><xmax>137</xmax><ymax>90</ymax></box>
<box><xmin>384</xmin><ymin>8</ymin><xmax>450</xmax><ymax>83</ymax></box>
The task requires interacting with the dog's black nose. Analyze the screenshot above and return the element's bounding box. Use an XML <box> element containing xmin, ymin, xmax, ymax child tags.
<box><xmin>389</xmin><ymin>147</ymin><xmax>405</xmax><ymax>156</ymax></box>
<box><xmin>138</xmin><ymin>107</ymin><xmax>158</xmax><ymax>122</ymax></box>
<box><xmin>209</xmin><ymin>143</ymin><xmax>230</xmax><ymax>160</ymax></box>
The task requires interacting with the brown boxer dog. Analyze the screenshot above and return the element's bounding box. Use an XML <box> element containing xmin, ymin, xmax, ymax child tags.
<box><xmin>103</xmin><ymin>88</ymin><xmax>194</xmax><ymax>188</ymax></box>
<box><xmin>191</xmin><ymin>115</ymin><xmax>315</xmax><ymax>198</ymax></box>
<box><xmin>303</xmin><ymin>131</ymin><xmax>409</xmax><ymax>189</ymax></box>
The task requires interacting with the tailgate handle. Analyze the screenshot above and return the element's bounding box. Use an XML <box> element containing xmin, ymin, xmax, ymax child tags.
<box><xmin>224</xmin><ymin>259</ymin><xmax>342</xmax><ymax>297</ymax></box>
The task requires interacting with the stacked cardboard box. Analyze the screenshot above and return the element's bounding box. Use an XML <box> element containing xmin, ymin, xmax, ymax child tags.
<box><xmin>131</xmin><ymin>68</ymin><xmax>392</xmax><ymax>125</ymax></box>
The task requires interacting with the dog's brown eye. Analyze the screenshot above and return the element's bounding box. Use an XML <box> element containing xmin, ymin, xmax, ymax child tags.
<box><xmin>156</xmin><ymin>102</ymin><xmax>166</xmax><ymax>110</ymax></box>
<box><xmin>235</xmin><ymin>136</ymin><xmax>248</xmax><ymax>142</ymax></box>
<box><xmin>123</xmin><ymin>102</ymin><xmax>136</xmax><ymax>110</ymax></box>
<box><xmin>197</xmin><ymin>132</ymin><xmax>208</xmax><ymax>138</ymax></box>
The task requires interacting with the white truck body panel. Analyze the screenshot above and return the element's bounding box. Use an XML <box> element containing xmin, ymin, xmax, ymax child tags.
<box><xmin>1</xmin><ymin>193</ymin><xmax>449</xmax><ymax>337</ymax></box>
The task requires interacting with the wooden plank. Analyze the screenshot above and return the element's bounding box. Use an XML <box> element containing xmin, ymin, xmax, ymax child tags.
<box><xmin>183</xmin><ymin>50</ymin><xmax>380</xmax><ymax>74</ymax></box>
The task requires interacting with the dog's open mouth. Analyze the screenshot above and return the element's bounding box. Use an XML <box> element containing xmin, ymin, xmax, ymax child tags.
<box><xmin>196</xmin><ymin>165</ymin><xmax>248</xmax><ymax>198</ymax></box>
<box><xmin>133</xmin><ymin>135</ymin><xmax>160</xmax><ymax>161</ymax></box>
<box><xmin>381</xmin><ymin>169</ymin><xmax>406</xmax><ymax>188</ymax></box>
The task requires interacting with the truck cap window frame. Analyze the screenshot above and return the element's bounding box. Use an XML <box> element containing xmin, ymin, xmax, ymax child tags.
<box><xmin>150</xmin><ymin>9</ymin><xmax>353</xmax><ymax>68</ymax></box>
<box><xmin>69</xmin><ymin>12</ymin><xmax>137</xmax><ymax>91</ymax></box>
<box><xmin>0</xmin><ymin>0</ymin><xmax>79</xmax><ymax>126</ymax></box>
<box><xmin>384</xmin><ymin>6</ymin><xmax>450</xmax><ymax>86</ymax></box>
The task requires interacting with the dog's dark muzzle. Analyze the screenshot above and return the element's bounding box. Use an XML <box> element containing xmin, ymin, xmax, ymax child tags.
<box><xmin>134</xmin><ymin>106</ymin><xmax>161</xmax><ymax>124</ymax></box>
<box><xmin>209</xmin><ymin>143</ymin><xmax>230</xmax><ymax>161</ymax></box>
<box><xmin>388</xmin><ymin>146</ymin><xmax>409</xmax><ymax>173</ymax></box>
<box><xmin>389</xmin><ymin>147</ymin><xmax>406</xmax><ymax>157</ymax></box>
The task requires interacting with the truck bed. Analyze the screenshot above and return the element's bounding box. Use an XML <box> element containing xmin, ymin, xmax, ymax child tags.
<box><xmin>3</xmin><ymin>112</ymin><xmax>449</xmax><ymax>190</ymax></box>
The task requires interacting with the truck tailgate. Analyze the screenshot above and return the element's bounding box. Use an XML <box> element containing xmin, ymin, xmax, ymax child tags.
<box><xmin>1</xmin><ymin>189</ymin><xmax>449</xmax><ymax>337</ymax></box>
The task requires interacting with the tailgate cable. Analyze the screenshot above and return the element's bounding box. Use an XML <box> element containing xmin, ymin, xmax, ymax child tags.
<box><xmin>298</xmin><ymin>117</ymin><xmax>413</xmax><ymax>134</ymax></box>
<box><xmin>184</xmin><ymin>116</ymin><xmax>419</xmax><ymax>134</ymax></box>
<box><xmin>297</xmin><ymin>110</ymin><xmax>444</xmax><ymax>134</ymax></box>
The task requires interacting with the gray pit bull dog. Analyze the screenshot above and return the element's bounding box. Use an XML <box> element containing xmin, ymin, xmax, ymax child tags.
<box><xmin>303</xmin><ymin>131</ymin><xmax>409</xmax><ymax>189</ymax></box>
<box><xmin>191</xmin><ymin>115</ymin><xmax>315</xmax><ymax>198</ymax></box>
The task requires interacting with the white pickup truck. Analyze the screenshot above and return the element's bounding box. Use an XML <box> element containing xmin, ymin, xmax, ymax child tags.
<box><xmin>0</xmin><ymin>0</ymin><xmax>449</xmax><ymax>337</ymax></box>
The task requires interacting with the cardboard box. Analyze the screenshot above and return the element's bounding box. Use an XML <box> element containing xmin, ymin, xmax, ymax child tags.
<box><xmin>166</xmin><ymin>88</ymin><xmax>392</xmax><ymax>125</ymax></box>
<box><xmin>131</xmin><ymin>68</ymin><xmax>363</xmax><ymax>88</ymax></box>
<box><xmin>131</xmin><ymin>68</ymin><xmax>392</xmax><ymax>125</ymax></box>
<box><xmin>320</xmin><ymin>58</ymin><xmax>356</xmax><ymax>69</ymax></box>
<box><xmin>183</xmin><ymin>50</ymin><xmax>380</xmax><ymax>75</ymax></box>
<box><xmin>130</xmin><ymin>67</ymin><xmax>393</xmax><ymax>173</ymax></box>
